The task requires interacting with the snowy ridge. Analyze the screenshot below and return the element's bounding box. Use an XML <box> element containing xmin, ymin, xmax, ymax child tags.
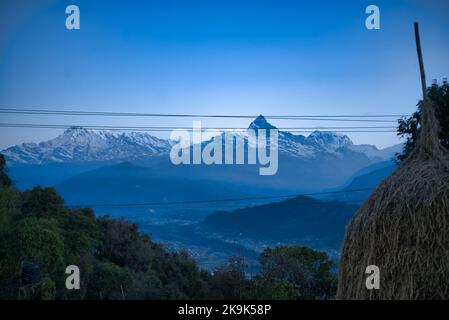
<box><xmin>2</xmin><ymin>117</ymin><xmax>401</xmax><ymax>164</ymax></box>
<box><xmin>2</xmin><ymin>127</ymin><xmax>171</xmax><ymax>164</ymax></box>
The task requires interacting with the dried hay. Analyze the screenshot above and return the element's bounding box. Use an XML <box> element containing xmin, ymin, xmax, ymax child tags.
<box><xmin>336</xmin><ymin>24</ymin><xmax>449</xmax><ymax>299</ymax></box>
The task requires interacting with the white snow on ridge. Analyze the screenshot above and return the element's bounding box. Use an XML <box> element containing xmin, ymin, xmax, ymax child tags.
<box><xmin>2</xmin><ymin>127</ymin><xmax>172</xmax><ymax>164</ymax></box>
<box><xmin>2</xmin><ymin>117</ymin><xmax>401</xmax><ymax>164</ymax></box>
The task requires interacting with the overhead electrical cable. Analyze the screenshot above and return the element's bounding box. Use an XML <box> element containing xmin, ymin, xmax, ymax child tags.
<box><xmin>64</xmin><ymin>188</ymin><xmax>374</xmax><ymax>208</ymax></box>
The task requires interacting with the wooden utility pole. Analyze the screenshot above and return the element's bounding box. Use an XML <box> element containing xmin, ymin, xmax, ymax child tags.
<box><xmin>414</xmin><ymin>22</ymin><xmax>427</xmax><ymax>101</ymax></box>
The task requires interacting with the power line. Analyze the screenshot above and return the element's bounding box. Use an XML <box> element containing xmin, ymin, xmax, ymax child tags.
<box><xmin>65</xmin><ymin>187</ymin><xmax>373</xmax><ymax>208</ymax></box>
<box><xmin>0</xmin><ymin>107</ymin><xmax>409</xmax><ymax>117</ymax></box>
<box><xmin>0</xmin><ymin>108</ymin><xmax>408</xmax><ymax>122</ymax></box>
<box><xmin>0</xmin><ymin>123</ymin><xmax>397</xmax><ymax>133</ymax></box>
<box><xmin>0</xmin><ymin>188</ymin><xmax>375</xmax><ymax>210</ymax></box>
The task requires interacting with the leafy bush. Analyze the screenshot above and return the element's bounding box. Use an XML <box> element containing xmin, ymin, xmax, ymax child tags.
<box><xmin>397</xmin><ymin>80</ymin><xmax>449</xmax><ymax>162</ymax></box>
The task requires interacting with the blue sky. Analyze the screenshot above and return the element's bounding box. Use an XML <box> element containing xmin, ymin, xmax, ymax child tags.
<box><xmin>1</xmin><ymin>0</ymin><xmax>448</xmax><ymax>149</ymax></box>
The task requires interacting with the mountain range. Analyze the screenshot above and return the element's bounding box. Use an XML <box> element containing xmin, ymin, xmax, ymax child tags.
<box><xmin>3</xmin><ymin>116</ymin><xmax>399</xmax><ymax>164</ymax></box>
<box><xmin>2</xmin><ymin>116</ymin><xmax>401</xmax><ymax>194</ymax></box>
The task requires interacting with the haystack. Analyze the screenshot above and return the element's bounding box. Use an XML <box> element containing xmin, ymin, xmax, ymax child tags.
<box><xmin>337</xmin><ymin>23</ymin><xmax>449</xmax><ymax>299</ymax></box>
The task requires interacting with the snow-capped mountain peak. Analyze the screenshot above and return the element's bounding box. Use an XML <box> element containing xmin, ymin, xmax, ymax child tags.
<box><xmin>248</xmin><ymin>115</ymin><xmax>277</xmax><ymax>130</ymax></box>
<box><xmin>305</xmin><ymin>131</ymin><xmax>353</xmax><ymax>152</ymax></box>
<box><xmin>2</xmin><ymin>127</ymin><xmax>171</xmax><ymax>164</ymax></box>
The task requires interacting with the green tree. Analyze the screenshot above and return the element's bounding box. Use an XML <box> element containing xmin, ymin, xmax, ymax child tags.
<box><xmin>0</xmin><ymin>217</ymin><xmax>66</xmax><ymax>299</ymax></box>
<box><xmin>250</xmin><ymin>246</ymin><xmax>337</xmax><ymax>300</ymax></box>
<box><xmin>0</xmin><ymin>185</ymin><xmax>20</xmax><ymax>235</ymax></box>
<box><xmin>96</xmin><ymin>217</ymin><xmax>155</xmax><ymax>271</ymax></box>
<box><xmin>61</xmin><ymin>208</ymin><xmax>100</xmax><ymax>261</ymax></box>
<box><xmin>246</xmin><ymin>277</ymin><xmax>297</xmax><ymax>300</ymax></box>
<box><xmin>210</xmin><ymin>256</ymin><xmax>247</xmax><ymax>299</ymax></box>
<box><xmin>87</xmin><ymin>262</ymin><xmax>133</xmax><ymax>300</ymax></box>
<box><xmin>60</xmin><ymin>208</ymin><xmax>101</xmax><ymax>299</ymax></box>
<box><xmin>0</xmin><ymin>186</ymin><xmax>20</xmax><ymax>298</ymax></box>
<box><xmin>0</xmin><ymin>154</ymin><xmax>12</xmax><ymax>187</ymax></box>
<box><xmin>125</xmin><ymin>269</ymin><xmax>163</xmax><ymax>299</ymax></box>
<box><xmin>21</xmin><ymin>186</ymin><xmax>66</xmax><ymax>219</ymax></box>
<box><xmin>397</xmin><ymin>80</ymin><xmax>449</xmax><ymax>162</ymax></box>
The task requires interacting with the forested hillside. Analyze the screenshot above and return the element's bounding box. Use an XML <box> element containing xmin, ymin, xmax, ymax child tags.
<box><xmin>204</xmin><ymin>195</ymin><xmax>358</xmax><ymax>248</ymax></box>
<box><xmin>0</xmin><ymin>154</ymin><xmax>336</xmax><ymax>300</ymax></box>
